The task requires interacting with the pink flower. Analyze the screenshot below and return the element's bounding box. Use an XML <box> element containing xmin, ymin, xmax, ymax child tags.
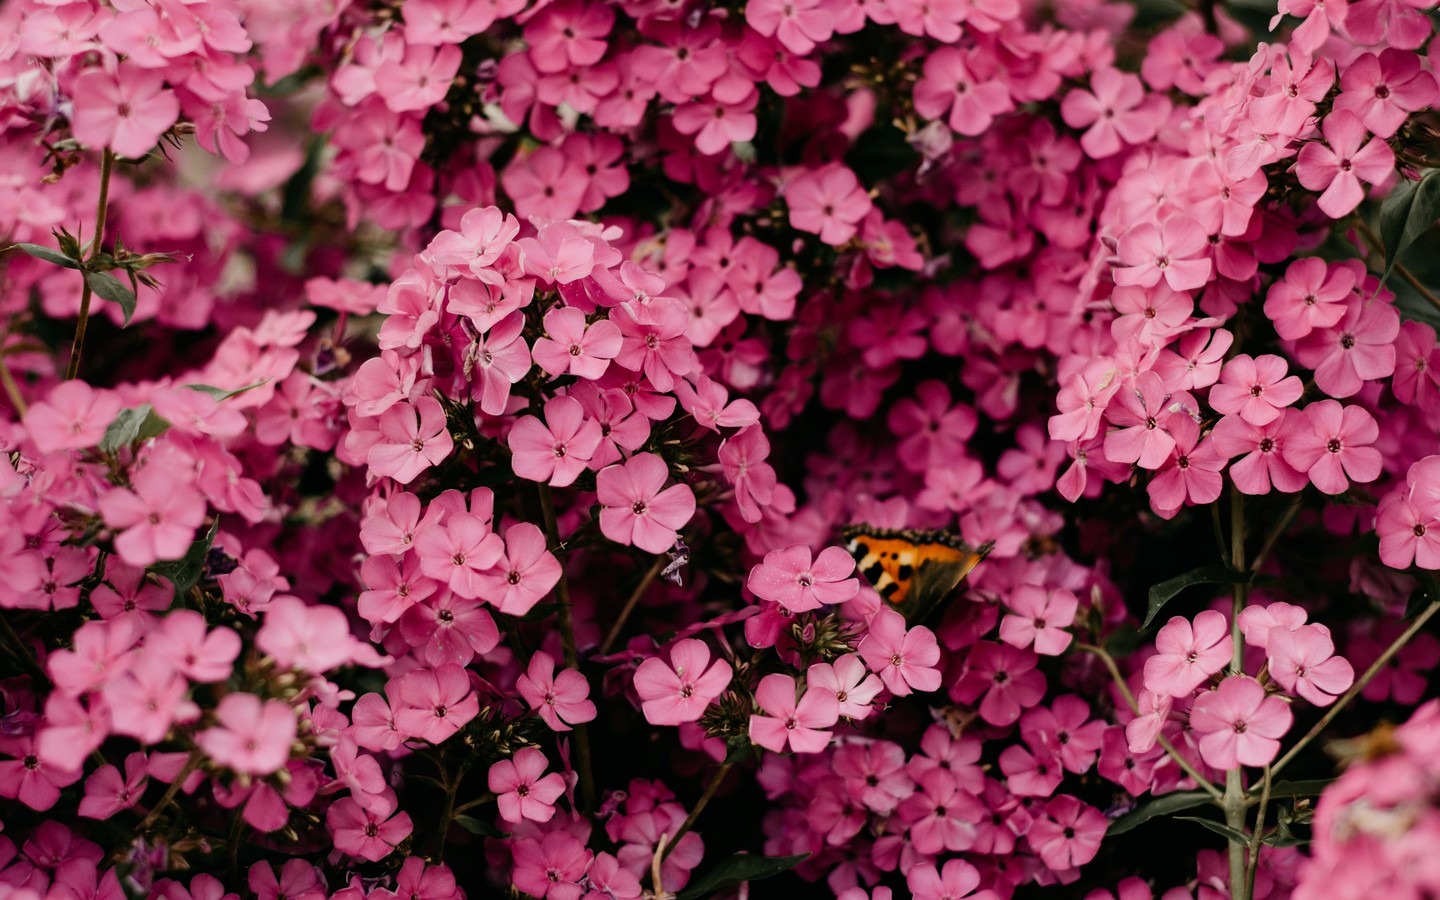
<box><xmin>1209</xmin><ymin>411</ymin><xmax>1310</xmax><ymax>495</ymax></box>
<box><xmin>376</xmin><ymin>43</ymin><xmax>461</xmax><ymax>113</ymax></box>
<box><xmin>24</xmin><ymin>382</ymin><xmax>123</xmax><ymax>455</ymax></box>
<box><xmin>906</xmin><ymin>859</ymin><xmax>998</xmax><ymax>900</ymax></box>
<box><xmin>1263</xmin><ymin>257</ymin><xmax>1356</xmax><ymax>341</ymax></box>
<box><xmin>672</xmin><ymin>94</ymin><xmax>759</xmax><ymax>156</ymax></box>
<box><xmin>1281</xmin><ymin>400</ymin><xmax>1382</xmax><ymax>495</ymax></box>
<box><xmin>524</xmin><ymin>0</ymin><xmax>613</xmax><ymax>73</ymax></box>
<box><xmin>511</xmin><ymin>832</ymin><xmax>592</xmax><ymax>900</ymax></box>
<box><xmin>1143</xmin><ymin>610</ymin><xmax>1233</xmax><ymax>698</ymax></box>
<box><xmin>1146</xmin><ymin>415</ymin><xmax>1226</xmax><ymax>518</ymax></box>
<box><xmin>1113</xmin><ymin>215</ymin><xmax>1212</xmax><ymax>292</ymax></box>
<box><xmin>198</xmin><ymin>694</ymin><xmax>297</xmax><ymax>776</ymax></box>
<box><xmin>858</xmin><ymin>608</ymin><xmax>942</xmax><ymax>696</ymax></box>
<box><xmin>746</xmin><ymin>544</ymin><xmax>859</xmax><ymax>613</ymax></box>
<box><xmin>913</xmin><ymin>47</ymin><xmax>1012</xmax><ymax>137</ymax></box>
<box><xmin>786</xmin><ymin>165</ymin><xmax>873</xmax><ymax>246</ymax></box>
<box><xmin>1028</xmin><ymin>796</ymin><xmax>1107</xmax><ymax>870</ymax></box>
<box><xmin>69</xmin><ymin>63</ymin><xmax>180</xmax><ymax>158</ymax></box>
<box><xmin>414</xmin><ymin>512</ymin><xmax>504</xmax><ymax>599</ymax></box>
<box><xmin>807</xmin><ymin>654</ymin><xmax>882</xmax><ymax>720</ymax></box>
<box><xmin>429</xmin><ymin>207</ymin><xmax>520</xmax><ymax>273</ymax></box>
<box><xmin>516</xmin><ymin>651</ymin><xmax>597</xmax><ymax>732</ymax></box>
<box><xmin>1060</xmin><ymin>68</ymin><xmax>1159</xmax><ymax>159</ymax></box>
<box><xmin>999</xmin><ymin>585</ymin><xmax>1078</xmax><ymax>656</ymax></box>
<box><xmin>531</xmin><ymin>307</ymin><xmax>623</xmax><ymax>380</ymax></box>
<box><xmin>1334</xmin><ymin>49</ymin><xmax>1438</xmax><ymax>139</ymax></box>
<box><xmin>98</xmin><ymin>466</ymin><xmax>207</xmax><ymax>567</ymax></box>
<box><xmin>1293</xmin><ymin>296</ymin><xmax>1400</xmax><ymax>399</ymax></box>
<box><xmin>1377</xmin><ymin>489</ymin><xmax>1440</xmax><ymax>569</ymax></box>
<box><xmin>473</xmin><ymin>523</ymin><xmax>561</xmax><ymax>616</ymax></box>
<box><xmin>633</xmin><ymin>638</ymin><xmax>733</xmax><ymax>726</ymax></box>
<box><xmin>508</xmin><ymin>396</ymin><xmax>603</xmax><ymax>489</ymax></box>
<box><xmin>1295</xmin><ymin>110</ymin><xmax>1395</xmax><ymax>218</ymax></box>
<box><xmin>596</xmin><ymin>452</ymin><xmax>697</xmax><ymax>553</ymax></box>
<box><xmin>1050</xmin><ymin>358</ymin><xmax>1121</xmax><ymax>443</ymax></box>
<box><xmin>78</xmin><ymin>752</ymin><xmax>148</xmax><ymax>819</ymax></box>
<box><xmin>393</xmin><ymin>664</ymin><xmax>479</xmax><ymax>743</ymax></box>
<box><xmin>1102</xmin><ymin>372</ymin><xmax>1181</xmax><ymax>470</ymax></box>
<box><xmin>745</xmin><ymin>0</ymin><xmax>834</xmax><ymax>54</ymax></box>
<box><xmin>748</xmin><ymin>672</ymin><xmax>839</xmax><ymax>754</ymax></box>
<box><xmin>328</xmin><ymin>795</ymin><xmax>413</xmax><ymax>862</ymax></box>
<box><xmin>468</xmin><ymin>311</ymin><xmax>532</xmax><ymax>416</ymax></box>
<box><xmin>1267</xmin><ymin>624</ymin><xmax>1355</xmax><ymax>706</ymax></box>
<box><xmin>1209</xmin><ymin>354</ymin><xmax>1303</xmax><ymax>426</ymax></box>
<box><xmin>898</xmin><ymin>769</ymin><xmax>985</xmax><ymax>854</ymax></box>
<box><xmin>952</xmin><ymin>642</ymin><xmax>1047</xmax><ymax>727</ymax></box>
<box><xmin>1189</xmin><ymin>675</ymin><xmax>1294</xmax><ymax>769</ymax></box>
<box><xmin>367</xmin><ymin>397</ymin><xmax>454</xmax><ymax>485</ymax></box>
<box><xmin>0</xmin><ymin>735</ymin><xmax>82</xmax><ymax>811</ymax></box>
<box><xmin>257</xmin><ymin>595</ymin><xmax>385</xmax><ymax>673</ymax></box>
<box><xmin>488</xmin><ymin>747</ymin><xmax>565</xmax><ymax>823</ymax></box>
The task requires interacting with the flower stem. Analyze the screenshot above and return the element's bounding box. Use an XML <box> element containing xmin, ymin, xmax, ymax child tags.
<box><xmin>1225</xmin><ymin>486</ymin><xmax>1250</xmax><ymax>900</ymax></box>
<box><xmin>65</xmin><ymin>148</ymin><xmax>114</xmax><ymax>381</ymax></box>
<box><xmin>1268</xmin><ymin>598</ymin><xmax>1440</xmax><ymax>779</ymax></box>
<box><xmin>660</xmin><ymin>762</ymin><xmax>732</xmax><ymax>862</ymax></box>
<box><xmin>1244</xmin><ymin>766</ymin><xmax>1272</xmax><ymax>899</ymax></box>
<box><xmin>0</xmin><ymin>352</ymin><xmax>25</xmax><ymax>417</ymax></box>
<box><xmin>600</xmin><ymin>555</ymin><xmax>666</xmax><ymax>655</ymax></box>
<box><xmin>137</xmin><ymin>750</ymin><xmax>202</xmax><ymax>832</ymax></box>
<box><xmin>537</xmin><ymin>482</ymin><xmax>596</xmax><ymax>812</ymax></box>
<box><xmin>1077</xmin><ymin>642</ymin><xmax>1224</xmax><ymax>800</ymax></box>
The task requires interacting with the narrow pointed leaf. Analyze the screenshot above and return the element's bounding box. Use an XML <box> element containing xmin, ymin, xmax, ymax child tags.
<box><xmin>7</xmin><ymin>243</ymin><xmax>80</xmax><ymax>269</ymax></box>
<box><xmin>1107</xmin><ymin>790</ymin><xmax>1213</xmax><ymax>835</ymax></box>
<box><xmin>83</xmin><ymin>270</ymin><xmax>138</xmax><ymax>326</ymax></box>
<box><xmin>1144</xmin><ymin>565</ymin><xmax>1249</xmax><ymax>628</ymax></box>
<box><xmin>676</xmin><ymin>853</ymin><xmax>807</xmax><ymax>900</ymax></box>
<box><xmin>1378</xmin><ymin>169</ymin><xmax>1440</xmax><ymax>288</ymax></box>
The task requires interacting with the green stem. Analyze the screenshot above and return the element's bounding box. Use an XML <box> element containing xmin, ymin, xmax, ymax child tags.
<box><xmin>452</xmin><ymin>791</ymin><xmax>497</xmax><ymax>816</ymax></box>
<box><xmin>600</xmin><ymin>555</ymin><xmax>666</xmax><ymax>655</ymax></box>
<box><xmin>1268</xmin><ymin>598</ymin><xmax>1440</xmax><ymax>779</ymax></box>
<box><xmin>537</xmin><ymin>482</ymin><xmax>596</xmax><ymax>812</ymax></box>
<box><xmin>137</xmin><ymin>750</ymin><xmax>202</xmax><ymax>832</ymax></box>
<box><xmin>1250</xmin><ymin>496</ymin><xmax>1301</xmax><ymax>576</ymax></box>
<box><xmin>1077</xmin><ymin>642</ymin><xmax>1224</xmax><ymax>800</ymax></box>
<box><xmin>65</xmin><ymin>148</ymin><xmax>114</xmax><ymax>381</ymax></box>
<box><xmin>434</xmin><ymin>765</ymin><xmax>461</xmax><ymax>862</ymax></box>
<box><xmin>1225</xmin><ymin>486</ymin><xmax>1250</xmax><ymax>900</ymax></box>
<box><xmin>1244</xmin><ymin>766</ymin><xmax>1272</xmax><ymax>898</ymax></box>
<box><xmin>660</xmin><ymin>763</ymin><xmax>732</xmax><ymax>862</ymax></box>
<box><xmin>0</xmin><ymin>352</ymin><xmax>25</xmax><ymax>417</ymax></box>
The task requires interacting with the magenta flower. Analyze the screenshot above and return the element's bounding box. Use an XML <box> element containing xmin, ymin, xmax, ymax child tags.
<box><xmin>468</xmin><ymin>312</ymin><xmax>532</xmax><ymax>416</ymax></box>
<box><xmin>1146</xmin><ymin>415</ymin><xmax>1226</xmax><ymax>518</ymax></box>
<box><xmin>1028</xmin><ymin>795</ymin><xmax>1108</xmax><ymax>870</ymax></box>
<box><xmin>1060</xmin><ymin>68</ymin><xmax>1159</xmax><ymax>159</ymax></box>
<box><xmin>596</xmin><ymin>452</ymin><xmax>696</xmax><ymax>553</ymax></box>
<box><xmin>516</xmin><ymin>651</ymin><xmax>596</xmax><ymax>732</ymax></box>
<box><xmin>0</xmin><ymin>735</ymin><xmax>81</xmax><ymax>811</ymax></box>
<box><xmin>952</xmin><ymin>641</ymin><xmax>1047</xmax><ymax>727</ymax></box>
<box><xmin>744</xmin><ymin>0</ymin><xmax>833</xmax><ymax>54</ymax></box>
<box><xmin>1334</xmin><ymin>48</ymin><xmax>1438</xmax><ymax>139</ymax></box>
<box><xmin>367</xmin><ymin>397</ymin><xmax>454</xmax><ymax>485</ymax></box>
<box><xmin>746</xmin><ymin>544</ymin><xmax>859</xmax><ymax>613</ymax></box>
<box><xmin>897</xmin><ymin>768</ymin><xmax>985</xmax><ymax>854</ymax></box>
<box><xmin>1281</xmin><ymin>400</ymin><xmax>1382</xmax><ymax>495</ymax></box>
<box><xmin>906</xmin><ymin>858</ymin><xmax>998</xmax><ymax>900</ymax></box>
<box><xmin>197</xmin><ymin>694</ymin><xmax>297</xmax><ymax>776</ymax></box>
<box><xmin>78</xmin><ymin>752</ymin><xmax>148</xmax><ymax>820</ymax></box>
<box><xmin>1190</xmin><ymin>675</ymin><xmax>1294</xmax><ymax>769</ymax></box>
<box><xmin>97</xmin><ymin>466</ymin><xmax>207</xmax><ymax>567</ymax></box>
<box><xmin>1103</xmin><ymin>372</ymin><xmax>1181</xmax><ymax>470</ymax></box>
<box><xmin>531</xmin><ymin>307</ymin><xmax>622</xmax><ymax>380</ymax></box>
<box><xmin>999</xmin><ymin>585</ymin><xmax>1078</xmax><ymax>656</ymax></box>
<box><xmin>858</xmin><ymin>608</ymin><xmax>942</xmax><ymax>696</ymax></box>
<box><xmin>488</xmin><ymin>747</ymin><xmax>565</xmax><ymax>824</ymax></box>
<box><xmin>1144</xmin><ymin>611</ymin><xmax>1233</xmax><ymax>698</ymax></box>
<box><xmin>913</xmin><ymin>47</ymin><xmax>1013</xmax><ymax>137</ymax></box>
<box><xmin>748</xmin><ymin>672</ymin><xmax>839</xmax><ymax>754</ymax></box>
<box><xmin>1210</xmin><ymin>411</ymin><xmax>1310</xmax><ymax>495</ymax></box>
<box><xmin>633</xmin><ymin>638</ymin><xmax>732</xmax><ymax>726</ymax></box>
<box><xmin>507</xmin><ymin>396</ymin><xmax>603</xmax><ymax>489</ymax></box>
<box><xmin>69</xmin><ymin>63</ymin><xmax>179</xmax><ymax>158</ymax></box>
<box><xmin>1268</xmin><ymin>624</ymin><xmax>1355</xmax><ymax>706</ymax></box>
<box><xmin>393</xmin><ymin>664</ymin><xmax>479</xmax><ymax>743</ymax></box>
<box><xmin>511</xmin><ymin>832</ymin><xmax>591</xmax><ymax>900</ymax></box>
<box><xmin>785</xmin><ymin>165</ymin><xmax>873</xmax><ymax>246</ymax></box>
<box><xmin>1377</xmin><ymin>491</ymin><xmax>1440</xmax><ymax>569</ymax></box>
<box><xmin>327</xmin><ymin>796</ymin><xmax>412</xmax><ymax>862</ymax></box>
<box><xmin>1295</xmin><ymin>111</ymin><xmax>1396</xmax><ymax>218</ymax></box>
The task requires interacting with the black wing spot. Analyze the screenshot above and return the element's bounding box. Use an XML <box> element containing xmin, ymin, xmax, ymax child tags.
<box><xmin>864</xmin><ymin>562</ymin><xmax>886</xmax><ymax>582</ymax></box>
<box><xmin>880</xmin><ymin>582</ymin><xmax>900</xmax><ymax>598</ymax></box>
<box><xmin>897</xmin><ymin>564</ymin><xmax>914</xmax><ymax>582</ymax></box>
<box><xmin>854</xmin><ymin>542</ymin><xmax>870</xmax><ymax>557</ymax></box>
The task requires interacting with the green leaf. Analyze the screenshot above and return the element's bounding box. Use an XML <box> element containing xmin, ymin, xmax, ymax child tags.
<box><xmin>676</xmin><ymin>853</ymin><xmax>807</xmax><ymax>900</ymax></box>
<box><xmin>1107</xmin><ymin>790</ymin><xmax>1214</xmax><ymax>835</ymax></box>
<box><xmin>1103</xmin><ymin>624</ymin><xmax>1145</xmax><ymax>658</ymax></box>
<box><xmin>722</xmin><ymin>736</ymin><xmax>756</xmax><ymax>766</ymax></box>
<box><xmin>7</xmin><ymin>243</ymin><xmax>79</xmax><ymax>269</ymax></box>
<box><xmin>1144</xmin><ymin>565</ymin><xmax>1249</xmax><ymax>629</ymax></box>
<box><xmin>452</xmin><ymin>815</ymin><xmax>506</xmax><ymax>838</ymax></box>
<box><xmin>1378</xmin><ymin>169</ymin><xmax>1440</xmax><ymax>289</ymax></box>
<box><xmin>83</xmin><ymin>270</ymin><xmax>138</xmax><ymax>326</ymax></box>
<box><xmin>183</xmin><ymin>379</ymin><xmax>271</xmax><ymax>402</ymax></box>
<box><xmin>1264</xmin><ymin>779</ymin><xmax>1335</xmax><ymax>799</ymax></box>
<box><xmin>1175</xmin><ymin>816</ymin><xmax>1252</xmax><ymax>845</ymax></box>
<box><xmin>99</xmin><ymin>405</ymin><xmax>171</xmax><ymax>453</ymax></box>
<box><xmin>151</xmin><ymin>517</ymin><xmax>219</xmax><ymax>595</ymax></box>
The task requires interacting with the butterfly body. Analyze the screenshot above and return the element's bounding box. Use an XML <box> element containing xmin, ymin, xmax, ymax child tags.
<box><xmin>842</xmin><ymin>524</ymin><xmax>991</xmax><ymax>623</ymax></box>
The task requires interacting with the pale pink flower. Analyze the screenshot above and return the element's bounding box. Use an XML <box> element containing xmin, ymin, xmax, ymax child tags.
<box><xmin>1143</xmin><ymin>610</ymin><xmax>1233</xmax><ymax>698</ymax></box>
<box><xmin>633</xmin><ymin>638</ymin><xmax>733</xmax><ymax>726</ymax></box>
<box><xmin>367</xmin><ymin>397</ymin><xmax>454</xmax><ymax>485</ymax></box>
<box><xmin>1190</xmin><ymin>675</ymin><xmax>1293</xmax><ymax>769</ymax></box>
<box><xmin>198</xmin><ymin>694</ymin><xmax>297</xmax><ymax>776</ymax></box>
<box><xmin>24</xmin><ymin>382</ymin><xmax>123</xmax><ymax>455</ymax></box>
<box><xmin>858</xmin><ymin>608</ymin><xmax>942</xmax><ymax>696</ymax></box>
<box><xmin>98</xmin><ymin>466</ymin><xmax>207</xmax><ymax>567</ymax></box>
<box><xmin>489</xmin><ymin>747</ymin><xmax>565</xmax><ymax>823</ymax></box>
<box><xmin>596</xmin><ymin>452</ymin><xmax>697</xmax><ymax>553</ymax></box>
<box><xmin>748</xmin><ymin>672</ymin><xmax>839</xmax><ymax>754</ymax></box>
<box><xmin>531</xmin><ymin>307</ymin><xmax>623</xmax><ymax>380</ymax></box>
<box><xmin>806</xmin><ymin>654</ymin><xmax>882</xmax><ymax>720</ymax></box>
<box><xmin>70</xmin><ymin>63</ymin><xmax>180</xmax><ymax>158</ymax></box>
<box><xmin>746</xmin><ymin>544</ymin><xmax>859</xmax><ymax>613</ymax></box>
<box><xmin>516</xmin><ymin>651</ymin><xmax>596</xmax><ymax>732</ymax></box>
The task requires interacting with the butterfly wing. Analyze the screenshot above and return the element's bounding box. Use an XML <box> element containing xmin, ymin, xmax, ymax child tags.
<box><xmin>844</xmin><ymin>526</ymin><xmax>991</xmax><ymax>623</ymax></box>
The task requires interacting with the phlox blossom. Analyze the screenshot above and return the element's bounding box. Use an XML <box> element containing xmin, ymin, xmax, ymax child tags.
<box><xmin>197</xmin><ymin>694</ymin><xmax>297</xmax><ymax>776</ymax></box>
<box><xmin>516</xmin><ymin>651</ymin><xmax>596</xmax><ymax>732</ymax></box>
<box><xmin>748</xmin><ymin>673</ymin><xmax>839</xmax><ymax>753</ymax></box>
<box><xmin>633</xmin><ymin>638</ymin><xmax>733</xmax><ymax>726</ymax></box>
<box><xmin>746</xmin><ymin>544</ymin><xmax>859</xmax><ymax>613</ymax></box>
<box><xmin>596</xmin><ymin>452</ymin><xmax>696</xmax><ymax>553</ymax></box>
<box><xmin>488</xmin><ymin>747</ymin><xmax>565</xmax><ymax>824</ymax></box>
<box><xmin>1189</xmin><ymin>675</ymin><xmax>1293</xmax><ymax>769</ymax></box>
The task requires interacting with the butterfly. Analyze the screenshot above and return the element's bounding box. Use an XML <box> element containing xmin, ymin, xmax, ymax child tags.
<box><xmin>842</xmin><ymin>524</ymin><xmax>992</xmax><ymax>623</ymax></box>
